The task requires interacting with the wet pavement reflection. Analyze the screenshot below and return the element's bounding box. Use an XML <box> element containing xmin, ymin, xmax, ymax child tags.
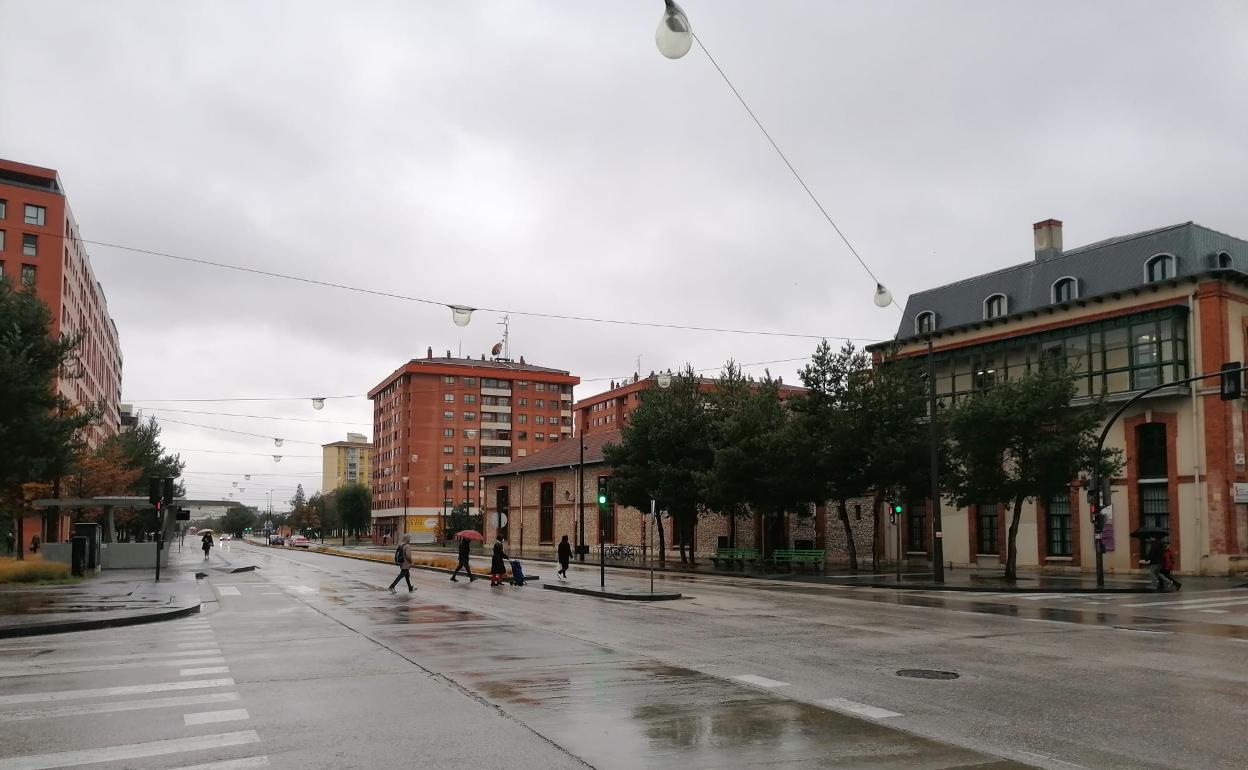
<box><xmin>251</xmin><ymin>552</ymin><xmax>1032</xmax><ymax>769</ymax></box>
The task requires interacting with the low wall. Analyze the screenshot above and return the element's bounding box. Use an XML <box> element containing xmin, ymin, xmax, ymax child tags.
<box><xmin>43</xmin><ymin>542</ymin><xmax>169</xmax><ymax>569</ymax></box>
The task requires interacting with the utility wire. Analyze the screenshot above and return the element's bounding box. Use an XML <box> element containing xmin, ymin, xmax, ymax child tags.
<box><xmin>143</xmin><ymin>408</ymin><xmax>370</xmax><ymax>426</ymax></box>
<box><xmin>170</xmin><ymin>448</ymin><xmax>320</xmax><ymax>458</ymax></box>
<box><xmin>75</xmin><ymin>236</ymin><xmax>885</xmax><ymax>340</ymax></box>
<box><xmin>691</xmin><ymin>33</ymin><xmax>902</xmax><ymax>311</ymax></box>
<box><xmin>156</xmin><ymin>417</ymin><xmax>323</xmax><ymax>446</ymax></box>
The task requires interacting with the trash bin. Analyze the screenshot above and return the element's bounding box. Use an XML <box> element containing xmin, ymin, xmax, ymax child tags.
<box><xmin>70</xmin><ymin>536</ymin><xmax>88</xmax><ymax>577</ymax></box>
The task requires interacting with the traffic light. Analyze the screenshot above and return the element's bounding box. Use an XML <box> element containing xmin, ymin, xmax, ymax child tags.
<box><xmin>162</xmin><ymin>477</ymin><xmax>176</xmax><ymax>508</ymax></box>
<box><xmin>1220</xmin><ymin>362</ymin><xmax>1242</xmax><ymax>400</ymax></box>
<box><xmin>596</xmin><ymin>476</ymin><xmax>610</xmax><ymax>512</ymax></box>
<box><xmin>148</xmin><ymin>477</ymin><xmax>162</xmax><ymax>507</ymax></box>
<box><xmin>889</xmin><ymin>503</ymin><xmax>902</xmax><ymax>523</ymax></box>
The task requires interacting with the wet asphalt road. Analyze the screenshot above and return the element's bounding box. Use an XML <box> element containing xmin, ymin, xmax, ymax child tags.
<box><xmin>2</xmin><ymin>546</ymin><xmax>1244</xmax><ymax>769</ymax></box>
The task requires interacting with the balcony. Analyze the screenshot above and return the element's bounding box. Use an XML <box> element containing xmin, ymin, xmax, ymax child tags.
<box><xmin>480</xmin><ymin>419</ymin><xmax>512</xmax><ymax>431</ymax></box>
<box><xmin>481</xmin><ymin>455</ymin><xmax>512</xmax><ymax>464</ymax></box>
<box><xmin>560</xmin><ymin>392</ymin><xmax>572</xmax><ymax>401</ymax></box>
<box><xmin>481</xmin><ymin>405</ymin><xmax>512</xmax><ymax>414</ymax></box>
<box><xmin>481</xmin><ymin>387</ymin><xmax>512</xmax><ymax>398</ymax></box>
<box><xmin>560</xmin><ymin>408</ymin><xmax>572</xmax><ymax>417</ymax></box>
<box><xmin>481</xmin><ymin>438</ymin><xmax>511</xmax><ymax>448</ymax></box>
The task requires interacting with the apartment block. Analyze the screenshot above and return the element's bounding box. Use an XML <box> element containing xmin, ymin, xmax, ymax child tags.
<box><xmin>322</xmin><ymin>432</ymin><xmax>373</xmax><ymax>492</ymax></box>
<box><xmin>368</xmin><ymin>348</ymin><xmax>578</xmax><ymax>543</ymax></box>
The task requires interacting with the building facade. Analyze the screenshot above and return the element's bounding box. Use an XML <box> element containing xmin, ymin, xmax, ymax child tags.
<box><xmin>322</xmin><ymin>433</ymin><xmax>372</xmax><ymax>492</ymax></box>
<box><xmin>481</xmin><ymin>430</ymin><xmax>876</xmax><ymax>564</ymax></box>
<box><xmin>576</xmin><ymin>374</ymin><xmax>806</xmax><ymax>436</ymax></box>
<box><xmin>0</xmin><ymin>159</ymin><xmax>123</xmax><ymax>447</ymax></box>
<box><xmin>368</xmin><ymin>349</ymin><xmax>578</xmax><ymax>543</ymax></box>
<box><xmin>876</xmin><ymin>219</ymin><xmax>1248</xmax><ymax>576</ymax></box>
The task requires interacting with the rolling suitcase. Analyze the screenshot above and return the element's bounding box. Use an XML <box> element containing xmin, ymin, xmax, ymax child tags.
<box><xmin>509</xmin><ymin>559</ymin><xmax>526</xmax><ymax>586</ymax></box>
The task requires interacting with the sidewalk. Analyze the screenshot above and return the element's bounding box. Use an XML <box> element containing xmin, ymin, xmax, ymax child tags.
<box><xmin>0</xmin><ymin>541</ymin><xmax>246</xmax><ymax>639</ymax></box>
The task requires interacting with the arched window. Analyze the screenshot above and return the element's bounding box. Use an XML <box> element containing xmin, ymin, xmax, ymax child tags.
<box><xmin>915</xmin><ymin>311</ymin><xmax>937</xmax><ymax>335</ymax></box>
<box><xmin>1051</xmin><ymin>277</ymin><xmax>1078</xmax><ymax>303</ymax></box>
<box><xmin>1145</xmin><ymin>254</ymin><xmax>1175</xmax><ymax>283</ymax></box>
<box><xmin>1218</xmin><ymin>251</ymin><xmax>1233</xmax><ymax>269</ymax></box>
<box><xmin>983</xmin><ymin>294</ymin><xmax>1008</xmax><ymax>320</ymax></box>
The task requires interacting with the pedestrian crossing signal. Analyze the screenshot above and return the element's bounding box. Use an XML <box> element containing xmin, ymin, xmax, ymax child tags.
<box><xmin>596</xmin><ymin>477</ymin><xmax>610</xmax><ymax>510</ymax></box>
<box><xmin>1220</xmin><ymin>361</ymin><xmax>1242</xmax><ymax>401</ymax></box>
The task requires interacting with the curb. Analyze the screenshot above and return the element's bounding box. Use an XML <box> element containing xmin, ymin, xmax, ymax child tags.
<box><xmin>542</xmin><ymin>583</ymin><xmax>682</xmax><ymax>601</ymax></box>
<box><xmin>840</xmin><ymin>582</ymin><xmax>1153</xmax><ymax>594</ymax></box>
<box><xmin>0</xmin><ymin>601</ymin><xmax>201</xmax><ymax>639</ymax></box>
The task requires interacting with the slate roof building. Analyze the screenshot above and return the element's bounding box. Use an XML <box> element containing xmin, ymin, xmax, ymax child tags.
<box><xmin>871</xmin><ymin>219</ymin><xmax>1248</xmax><ymax>577</ymax></box>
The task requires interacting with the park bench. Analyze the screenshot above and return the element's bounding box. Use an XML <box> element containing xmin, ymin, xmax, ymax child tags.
<box><xmin>711</xmin><ymin>547</ymin><xmax>759</xmax><ymax>571</ymax></box>
<box><xmin>770</xmin><ymin>548</ymin><xmax>826</xmax><ymax>573</ymax></box>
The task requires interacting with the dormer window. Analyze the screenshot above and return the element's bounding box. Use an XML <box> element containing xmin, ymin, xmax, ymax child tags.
<box><xmin>983</xmin><ymin>294</ymin><xmax>1008</xmax><ymax>320</ymax></box>
<box><xmin>1146</xmin><ymin>254</ymin><xmax>1175</xmax><ymax>283</ymax></box>
<box><xmin>1218</xmin><ymin>251</ymin><xmax>1233</xmax><ymax>269</ymax></box>
<box><xmin>915</xmin><ymin>311</ymin><xmax>937</xmax><ymax>335</ymax></box>
<box><xmin>1051</xmin><ymin>277</ymin><xmax>1078</xmax><ymax>303</ymax></box>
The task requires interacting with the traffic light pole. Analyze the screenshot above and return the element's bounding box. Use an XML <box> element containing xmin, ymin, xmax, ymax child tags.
<box><xmin>927</xmin><ymin>337</ymin><xmax>945</xmax><ymax>584</ymax></box>
<box><xmin>1089</xmin><ymin>361</ymin><xmax>1248</xmax><ymax>586</ymax></box>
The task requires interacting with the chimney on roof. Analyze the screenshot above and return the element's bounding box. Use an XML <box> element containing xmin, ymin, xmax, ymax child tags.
<box><xmin>480</xmin><ymin>354</ymin><xmax>485</xmax><ymax>361</ymax></box>
<box><xmin>519</xmin><ymin>355</ymin><xmax>526</xmax><ymax>364</ymax></box>
<box><xmin>1034</xmin><ymin>219</ymin><xmax>1063</xmax><ymax>261</ymax></box>
<box><xmin>426</xmin><ymin>346</ymin><xmax>433</xmax><ymax>359</ymax></box>
<box><xmin>633</xmin><ymin>373</ymin><xmax>639</xmax><ymax>383</ymax></box>
<box><xmin>446</xmin><ymin>349</ymin><xmax>451</xmax><ymax>358</ymax></box>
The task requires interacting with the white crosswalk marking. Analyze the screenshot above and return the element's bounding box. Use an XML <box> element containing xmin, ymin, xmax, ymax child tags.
<box><xmin>0</xmin><ymin>692</ymin><xmax>241</xmax><ymax>723</ymax></box>
<box><xmin>820</xmin><ymin>698</ymin><xmax>902</xmax><ymax>719</ymax></box>
<box><xmin>733</xmin><ymin>674</ymin><xmax>790</xmax><ymax>688</ymax></box>
<box><xmin>1122</xmin><ymin>590</ymin><xmax>1248</xmax><ymax>607</ymax></box>
<box><xmin>0</xmin><ymin>656</ymin><xmax>226</xmax><ymax>678</ymax></box>
<box><xmin>0</xmin><ymin>730</ymin><xmax>260</xmax><ymax>770</ymax></box>
<box><xmin>181</xmin><ymin>667</ymin><xmax>230</xmax><ymax>676</ymax></box>
<box><xmin>184</xmin><ymin>708</ymin><xmax>250</xmax><ymax>726</ymax></box>
<box><xmin>167</xmin><ymin>756</ymin><xmax>270</xmax><ymax>770</ymax></box>
<box><xmin>0</xmin><ymin>678</ymin><xmax>235</xmax><ymax>706</ymax></box>
<box><xmin>217</xmin><ymin>586</ymin><xmax>241</xmax><ymax>596</ymax></box>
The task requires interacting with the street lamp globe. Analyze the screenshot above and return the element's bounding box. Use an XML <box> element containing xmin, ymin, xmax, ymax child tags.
<box><xmin>273</xmin><ymin>455</ymin><xmax>282</xmax><ymax>463</ymax></box>
<box><xmin>449</xmin><ymin>304</ymin><xmax>475</xmax><ymax>327</ymax></box>
<box><xmin>873</xmin><ymin>283</ymin><xmax>894</xmax><ymax>308</ymax></box>
<box><xmin>274</xmin><ymin>438</ymin><xmax>284</xmax><ymax>447</ymax></box>
<box><xmin>656</xmin><ymin>0</ymin><xmax>693</xmax><ymax>59</ymax></box>
<box><xmin>657</xmin><ymin>373</ymin><xmax>673</xmax><ymax>389</ymax></box>
<box><xmin>311</xmin><ymin>398</ymin><xmax>325</xmax><ymax>410</ymax></box>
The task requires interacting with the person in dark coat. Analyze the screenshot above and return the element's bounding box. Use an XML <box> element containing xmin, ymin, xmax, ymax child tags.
<box><xmin>451</xmin><ymin>536</ymin><xmax>477</xmax><ymax>582</ymax></box>
<box><xmin>389</xmin><ymin>534</ymin><xmax>415</xmax><ymax>593</ymax></box>
<box><xmin>1147</xmin><ymin>537</ymin><xmax>1179</xmax><ymax>591</ymax></box>
<box><xmin>201</xmin><ymin>532</ymin><xmax>213</xmax><ymax>560</ymax></box>
<box><xmin>557</xmin><ymin>535</ymin><xmax>572</xmax><ymax>579</ymax></box>
<box><xmin>490</xmin><ymin>537</ymin><xmax>508</xmax><ymax>587</ymax></box>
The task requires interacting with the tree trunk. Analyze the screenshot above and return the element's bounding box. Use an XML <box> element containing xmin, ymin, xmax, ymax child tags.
<box><xmin>1006</xmin><ymin>496</ymin><xmax>1024</xmax><ymax>581</ymax></box>
<box><xmin>728</xmin><ymin>513</ymin><xmax>736</xmax><ymax>548</ymax></box>
<box><xmin>870</xmin><ymin>491</ymin><xmax>883</xmax><ymax>573</ymax></box>
<box><xmin>838</xmin><ymin>499</ymin><xmax>858</xmax><ymax>572</ymax></box>
<box><xmin>685</xmin><ymin>515</ymin><xmax>697</xmax><ymax>566</ymax></box>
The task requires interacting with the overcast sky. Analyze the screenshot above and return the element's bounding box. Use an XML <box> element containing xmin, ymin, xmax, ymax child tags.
<box><xmin>2</xmin><ymin>0</ymin><xmax>1245</xmax><ymax>509</ymax></box>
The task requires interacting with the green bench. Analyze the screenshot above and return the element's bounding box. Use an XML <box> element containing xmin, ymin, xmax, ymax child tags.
<box><xmin>770</xmin><ymin>549</ymin><xmax>826</xmax><ymax>573</ymax></box>
<box><xmin>711</xmin><ymin>547</ymin><xmax>759</xmax><ymax>570</ymax></box>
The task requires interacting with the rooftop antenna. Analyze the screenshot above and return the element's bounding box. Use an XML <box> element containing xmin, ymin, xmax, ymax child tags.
<box><xmin>635</xmin><ymin>354</ymin><xmax>642</xmax><ymax>377</ymax></box>
<box><xmin>498</xmin><ymin>314</ymin><xmax>511</xmax><ymax>361</ymax></box>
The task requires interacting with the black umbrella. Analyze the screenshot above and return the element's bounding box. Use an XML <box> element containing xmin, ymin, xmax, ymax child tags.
<box><xmin>1130</xmin><ymin>525</ymin><xmax>1169</xmax><ymax>539</ymax></box>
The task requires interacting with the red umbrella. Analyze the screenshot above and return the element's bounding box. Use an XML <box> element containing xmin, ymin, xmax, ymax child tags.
<box><xmin>456</xmin><ymin>530</ymin><xmax>484</xmax><ymax>541</ymax></box>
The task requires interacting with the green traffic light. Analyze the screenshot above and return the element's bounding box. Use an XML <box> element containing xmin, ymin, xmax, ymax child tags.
<box><xmin>892</xmin><ymin>505</ymin><xmax>903</xmax><ymax>514</ymax></box>
<box><xmin>597</xmin><ymin>495</ymin><xmax>607</xmax><ymax>505</ymax></box>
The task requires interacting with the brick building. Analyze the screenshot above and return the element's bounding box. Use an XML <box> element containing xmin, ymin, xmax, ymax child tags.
<box><xmin>874</xmin><ymin>218</ymin><xmax>1248</xmax><ymax>576</ymax></box>
<box><xmin>368</xmin><ymin>349</ymin><xmax>578</xmax><ymax>543</ymax></box>
<box><xmin>481</xmin><ymin>430</ymin><xmax>876</xmax><ymax>565</ymax></box>
<box><xmin>576</xmin><ymin>373</ymin><xmax>806</xmax><ymax>436</ymax></box>
<box><xmin>1</xmin><ymin>159</ymin><xmax>123</xmax><ymax>547</ymax></box>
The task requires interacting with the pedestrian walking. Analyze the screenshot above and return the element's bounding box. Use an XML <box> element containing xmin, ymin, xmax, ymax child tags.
<box><xmin>4</xmin><ymin>530</ymin><xmax>13</xmax><ymax>556</ymax></box>
<box><xmin>201</xmin><ymin>531</ymin><xmax>214</xmax><ymax>560</ymax></box>
<box><xmin>1159</xmin><ymin>541</ymin><xmax>1182</xmax><ymax>591</ymax></box>
<box><xmin>450</xmin><ymin>536</ymin><xmax>476</xmax><ymax>582</ymax></box>
<box><xmin>388</xmin><ymin>534</ymin><xmax>416</xmax><ymax>593</ymax></box>
<box><xmin>557</xmin><ymin>535</ymin><xmax>572</xmax><ymax>580</ymax></box>
<box><xmin>490</xmin><ymin>537</ymin><xmax>509</xmax><ymax>587</ymax></box>
<box><xmin>30</xmin><ymin>534</ymin><xmax>40</xmax><ymax>554</ymax></box>
<box><xmin>1147</xmin><ymin>537</ymin><xmax>1179</xmax><ymax>590</ymax></box>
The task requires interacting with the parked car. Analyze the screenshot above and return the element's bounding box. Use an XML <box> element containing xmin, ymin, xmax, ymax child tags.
<box><xmin>268</xmin><ymin>534</ymin><xmax>285</xmax><ymax>545</ymax></box>
<box><xmin>288</xmin><ymin>535</ymin><xmax>310</xmax><ymax>548</ymax></box>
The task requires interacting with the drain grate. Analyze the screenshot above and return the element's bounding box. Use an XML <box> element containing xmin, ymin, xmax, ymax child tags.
<box><xmin>896</xmin><ymin>669</ymin><xmax>959</xmax><ymax>680</ymax></box>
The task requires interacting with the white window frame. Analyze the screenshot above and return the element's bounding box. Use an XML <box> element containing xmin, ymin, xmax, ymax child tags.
<box><xmin>983</xmin><ymin>293</ymin><xmax>1008</xmax><ymax>320</ymax></box>
<box><xmin>914</xmin><ymin>311</ymin><xmax>937</xmax><ymax>335</ymax></box>
<box><xmin>1145</xmin><ymin>253</ymin><xmax>1176</xmax><ymax>283</ymax></box>
<box><xmin>1051</xmin><ymin>276</ymin><xmax>1079</xmax><ymax>303</ymax></box>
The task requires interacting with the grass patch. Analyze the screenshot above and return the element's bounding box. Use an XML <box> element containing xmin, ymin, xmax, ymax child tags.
<box><xmin>0</xmin><ymin>556</ymin><xmax>75</xmax><ymax>584</ymax></box>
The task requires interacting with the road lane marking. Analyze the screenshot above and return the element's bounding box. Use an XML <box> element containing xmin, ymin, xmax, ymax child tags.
<box><xmin>1112</xmin><ymin>627</ymin><xmax>1172</xmax><ymax>635</ymax></box>
<box><xmin>0</xmin><ymin>657</ymin><xmax>226</xmax><ymax>678</ymax></box>
<box><xmin>0</xmin><ymin>678</ymin><xmax>235</xmax><ymax>706</ymax></box>
<box><xmin>0</xmin><ymin>693</ymin><xmax>241</xmax><ymax>723</ymax></box>
<box><xmin>0</xmin><ymin>648</ymin><xmax>222</xmax><ymax>668</ymax></box>
<box><xmin>177</xmin><ymin>643</ymin><xmax>221</xmax><ymax>650</ymax></box>
<box><xmin>166</xmin><ymin>756</ymin><xmax>269</xmax><ymax>770</ymax></box>
<box><xmin>1200</xmin><ymin>609</ymin><xmax>1230</xmax><ymax>614</ymax></box>
<box><xmin>819</xmin><ymin>698</ymin><xmax>901</xmax><ymax>719</ymax></box>
<box><xmin>732</xmin><ymin>674</ymin><xmax>790</xmax><ymax>688</ymax></box>
<box><xmin>217</xmin><ymin>586</ymin><xmax>241</xmax><ymax>596</ymax></box>
<box><xmin>1016</xmin><ymin>750</ymin><xmax>1088</xmax><ymax>769</ymax></box>
<box><xmin>0</xmin><ymin>730</ymin><xmax>259</xmax><ymax>770</ymax></box>
<box><xmin>180</xmin><ymin>667</ymin><xmax>230</xmax><ymax>676</ymax></box>
<box><xmin>184</xmin><ymin>708</ymin><xmax>250</xmax><ymax>726</ymax></box>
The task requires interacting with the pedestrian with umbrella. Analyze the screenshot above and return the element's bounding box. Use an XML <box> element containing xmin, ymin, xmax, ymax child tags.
<box><xmin>451</xmin><ymin>530</ymin><xmax>480</xmax><ymax>582</ymax></box>
<box><xmin>201</xmin><ymin>530</ymin><xmax>214</xmax><ymax>560</ymax></box>
<box><xmin>1133</xmin><ymin>526</ymin><xmax>1180</xmax><ymax>591</ymax></box>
